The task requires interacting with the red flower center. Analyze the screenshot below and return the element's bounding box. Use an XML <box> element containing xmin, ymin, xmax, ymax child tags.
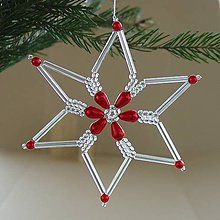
<box><xmin>84</xmin><ymin>91</ymin><xmax>139</xmax><ymax>141</ymax></box>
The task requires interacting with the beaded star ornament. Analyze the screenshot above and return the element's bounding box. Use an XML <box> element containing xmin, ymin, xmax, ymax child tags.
<box><xmin>22</xmin><ymin>0</ymin><xmax>201</xmax><ymax>207</ymax></box>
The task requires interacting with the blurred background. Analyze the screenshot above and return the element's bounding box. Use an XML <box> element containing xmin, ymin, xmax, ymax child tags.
<box><xmin>0</xmin><ymin>0</ymin><xmax>219</xmax><ymax>219</ymax></box>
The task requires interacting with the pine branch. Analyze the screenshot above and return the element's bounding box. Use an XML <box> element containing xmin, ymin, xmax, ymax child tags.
<box><xmin>163</xmin><ymin>32</ymin><xmax>220</xmax><ymax>63</ymax></box>
<box><xmin>0</xmin><ymin>0</ymin><xmax>219</xmax><ymax>73</ymax></box>
<box><xmin>122</xmin><ymin>29</ymin><xmax>220</xmax><ymax>63</ymax></box>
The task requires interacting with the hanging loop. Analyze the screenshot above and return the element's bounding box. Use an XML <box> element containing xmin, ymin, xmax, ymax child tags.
<box><xmin>113</xmin><ymin>0</ymin><xmax>118</xmax><ymax>21</ymax></box>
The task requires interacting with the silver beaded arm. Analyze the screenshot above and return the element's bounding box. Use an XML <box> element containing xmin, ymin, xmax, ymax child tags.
<box><xmin>117</xmin><ymin>30</ymin><xmax>138</xmax><ymax>91</ymax></box>
<box><xmin>24</xmin><ymin>140</ymin><xmax>79</xmax><ymax>149</ymax></box>
<box><xmin>22</xmin><ymin>109</ymin><xmax>67</xmax><ymax>149</ymax></box>
<box><xmin>155</xmin><ymin>122</ymin><xmax>182</xmax><ymax>162</ymax></box>
<box><xmin>155</xmin><ymin>82</ymin><xmax>190</xmax><ymax>116</ymax></box>
<box><xmin>91</xmin><ymin>32</ymin><xmax>117</xmax><ymax>74</ymax></box>
<box><xmin>130</xmin><ymin>75</ymin><xmax>189</xmax><ymax>98</ymax></box>
<box><xmin>22</xmin><ymin>103</ymin><xmax>87</xmax><ymax>150</ymax></box>
<box><xmin>36</xmin><ymin>65</ymin><xmax>70</xmax><ymax>103</ymax></box>
<box><xmin>28</xmin><ymin>56</ymin><xmax>87</xmax><ymax>104</ymax></box>
<box><xmin>134</xmin><ymin>74</ymin><xmax>201</xmax><ymax>170</ymax></box>
<box><xmin>134</xmin><ymin>154</ymin><xmax>175</xmax><ymax>166</ymax></box>
<box><xmin>130</xmin><ymin>75</ymin><xmax>201</xmax><ymax>98</ymax></box>
<box><xmin>22</xmin><ymin>96</ymin><xmax>87</xmax><ymax>149</ymax></box>
<box><xmin>79</xmin><ymin>130</ymin><xmax>106</xmax><ymax>195</ymax></box>
<box><xmin>137</xmin><ymin>109</ymin><xmax>185</xmax><ymax>170</ymax></box>
<box><xmin>43</xmin><ymin>60</ymin><xmax>87</xmax><ymax>84</ymax></box>
<box><xmin>131</xmin><ymin>75</ymin><xmax>201</xmax><ymax>118</ymax></box>
<box><xmin>116</xmin><ymin>137</ymin><xmax>176</xmax><ymax>167</ymax></box>
<box><xmin>105</xmin><ymin>157</ymin><xmax>132</xmax><ymax>198</ymax></box>
<box><xmin>22</xmin><ymin>56</ymin><xmax>89</xmax><ymax>150</ymax></box>
<box><xmin>86</xmin><ymin>32</ymin><xmax>117</xmax><ymax>97</ymax></box>
<box><xmin>28</xmin><ymin>109</ymin><xmax>67</xmax><ymax>143</ymax></box>
<box><xmin>87</xmin><ymin>28</ymin><xmax>138</xmax><ymax>97</ymax></box>
<box><xmin>97</xmin><ymin>138</ymin><xmax>134</xmax><ymax>206</ymax></box>
<box><xmin>81</xmin><ymin>152</ymin><xmax>106</xmax><ymax>195</ymax></box>
<box><xmin>84</xmin><ymin>138</ymin><xmax>134</xmax><ymax>207</ymax></box>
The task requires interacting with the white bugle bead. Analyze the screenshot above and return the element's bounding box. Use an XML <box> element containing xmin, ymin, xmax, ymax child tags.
<box><xmin>144</xmin><ymin>76</ymin><xmax>188</xmax><ymax>85</ymax></box>
<box><xmin>43</xmin><ymin>60</ymin><xmax>86</xmax><ymax>84</ymax></box>
<box><xmin>37</xmin><ymin>66</ymin><xmax>69</xmax><ymax>103</ymax></box>
<box><xmin>155</xmin><ymin>82</ymin><xmax>190</xmax><ymax>116</ymax></box>
<box><xmin>92</xmin><ymin>32</ymin><xmax>117</xmax><ymax>73</ymax></box>
<box><xmin>117</xmin><ymin>30</ymin><xmax>137</xmax><ymax>75</ymax></box>
<box><xmin>106</xmin><ymin>157</ymin><xmax>132</xmax><ymax>196</ymax></box>
<box><xmin>156</xmin><ymin>122</ymin><xmax>181</xmax><ymax>161</ymax></box>
<box><xmin>134</xmin><ymin>153</ymin><xmax>175</xmax><ymax>165</ymax></box>
<box><xmin>82</xmin><ymin>153</ymin><xmax>106</xmax><ymax>194</ymax></box>
<box><xmin>32</xmin><ymin>109</ymin><xmax>68</xmax><ymax>142</ymax></box>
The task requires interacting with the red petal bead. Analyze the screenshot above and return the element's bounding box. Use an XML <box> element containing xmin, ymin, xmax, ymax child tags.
<box><xmin>85</xmin><ymin>106</ymin><xmax>104</xmax><ymax>119</ymax></box>
<box><xmin>100</xmin><ymin>193</ymin><xmax>109</xmax><ymax>203</ymax></box>
<box><xmin>90</xmin><ymin>118</ymin><xmax>107</xmax><ymax>135</ymax></box>
<box><xmin>112</xmin><ymin>21</ymin><xmax>123</xmax><ymax>31</ymax></box>
<box><xmin>188</xmin><ymin>75</ymin><xmax>198</xmax><ymax>85</ymax></box>
<box><xmin>26</xmin><ymin>140</ymin><xmax>35</xmax><ymax>150</ymax></box>
<box><xmin>119</xmin><ymin>110</ymin><xmax>139</xmax><ymax>122</ymax></box>
<box><xmin>31</xmin><ymin>57</ymin><xmax>42</xmax><ymax>67</ymax></box>
<box><xmin>115</xmin><ymin>92</ymin><xmax>132</xmax><ymax>108</ymax></box>
<box><xmin>175</xmin><ymin>160</ymin><xmax>185</xmax><ymax>169</ymax></box>
<box><xmin>111</xmin><ymin>122</ymin><xmax>125</xmax><ymax>141</ymax></box>
<box><xmin>94</xmin><ymin>91</ymin><xmax>110</xmax><ymax>109</ymax></box>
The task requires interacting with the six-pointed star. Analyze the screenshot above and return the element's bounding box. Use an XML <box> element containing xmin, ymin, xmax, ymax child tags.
<box><xmin>23</xmin><ymin>21</ymin><xmax>201</xmax><ymax>206</ymax></box>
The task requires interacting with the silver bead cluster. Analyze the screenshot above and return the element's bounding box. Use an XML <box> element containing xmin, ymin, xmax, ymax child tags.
<box><xmin>85</xmin><ymin>72</ymin><xmax>102</xmax><ymax>96</ymax></box>
<box><xmin>116</xmin><ymin>138</ymin><xmax>136</xmax><ymax>159</ymax></box>
<box><xmin>130</xmin><ymin>80</ymin><xmax>147</xmax><ymax>97</ymax></box>
<box><xmin>65</xmin><ymin>99</ymin><xmax>87</xmax><ymax>117</ymax></box>
<box><xmin>104</xmin><ymin>105</ymin><xmax>121</xmax><ymax>123</ymax></box>
<box><xmin>125</xmin><ymin>74</ymin><xmax>138</xmax><ymax>92</ymax></box>
<box><xmin>78</xmin><ymin>130</ymin><xmax>97</xmax><ymax>153</ymax></box>
<box><xmin>138</xmin><ymin>110</ymin><xmax>159</xmax><ymax>125</ymax></box>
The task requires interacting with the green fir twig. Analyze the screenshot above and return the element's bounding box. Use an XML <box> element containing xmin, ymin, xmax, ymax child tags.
<box><xmin>0</xmin><ymin>0</ymin><xmax>219</xmax><ymax>73</ymax></box>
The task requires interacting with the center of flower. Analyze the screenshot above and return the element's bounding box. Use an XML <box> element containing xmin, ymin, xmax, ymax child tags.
<box><xmin>104</xmin><ymin>105</ymin><xmax>121</xmax><ymax>123</ymax></box>
<box><xmin>84</xmin><ymin>91</ymin><xmax>138</xmax><ymax>141</ymax></box>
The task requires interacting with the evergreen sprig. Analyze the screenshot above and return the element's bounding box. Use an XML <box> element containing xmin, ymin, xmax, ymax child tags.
<box><xmin>0</xmin><ymin>0</ymin><xmax>219</xmax><ymax>73</ymax></box>
<box><xmin>163</xmin><ymin>32</ymin><xmax>220</xmax><ymax>63</ymax></box>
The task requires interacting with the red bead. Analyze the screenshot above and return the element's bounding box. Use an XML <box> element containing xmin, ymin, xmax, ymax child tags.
<box><xmin>85</xmin><ymin>106</ymin><xmax>104</xmax><ymax>119</ymax></box>
<box><xmin>175</xmin><ymin>160</ymin><xmax>184</xmax><ymax>169</ymax></box>
<box><xmin>100</xmin><ymin>193</ymin><xmax>109</xmax><ymax>203</ymax></box>
<box><xmin>26</xmin><ymin>140</ymin><xmax>35</xmax><ymax>150</ymax></box>
<box><xmin>90</xmin><ymin>118</ymin><xmax>107</xmax><ymax>135</ymax></box>
<box><xmin>119</xmin><ymin>110</ymin><xmax>139</xmax><ymax>122</ymax></box>
<box><xmin>111</xmin><ymin>122</ymin><xmax>125</xmax><ymax>141</ymax></box>
<box><xmin>94</xmin><ymin>91</ymin><xmax>110</xmax><ymax>109</ymax></box>
<box><xmin>115</xmin><ymin>92</ymin><xmax>132</xmax><ymax>108</ymax></box>
<box><xmin>31</xmin><ymin>57</ymin><xmax>42</xmax><ymax>67</ymax></box>
<box><xmin>112</xmin><ymin>21</ymin><xmax>123</xmax><ymax>31</ymax></box>
<box><xmin>188</xmin><ymin>75</ymin><xmax>198</xmax><ymax>84</ymax></box>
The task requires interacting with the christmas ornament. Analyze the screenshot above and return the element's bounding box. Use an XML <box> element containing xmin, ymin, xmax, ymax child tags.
<box><xmin>22</xmin><ymin>1</ymin><xmax>201</xmax><ymax>207</ymax></box>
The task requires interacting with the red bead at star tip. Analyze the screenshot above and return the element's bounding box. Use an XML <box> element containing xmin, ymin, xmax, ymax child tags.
<box><xmin>31</xmin><ymin>57</ymin><xmax>42</xmax><ymax>67</ymax></box>
<box><xmin>100</xmin><ymin>193</ymin><xmax>109</xmax><ymax>203</ymax></box>
<box><xmin>26</xmin><ymin>140</ymin><xmax>35</xmax><ymax>150</ymax></box>
<box><xmin>188</xmin><ymin>75</ymin><xmax>198</xmax><ymax>85</ymax></box>
<box><xmin>94</xmin><ymin>91</ymin><xmax>110</xmax><ymax>109</ymax></box>
<box><xmin>112</xmin><ymin>21</ymin><xmax>123</xmax><ymax>31</ymax></box>
<box><xmin>175</xmin><ymin>160</ymin><xmax>185</xmax><ymax>169</ymax></box>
